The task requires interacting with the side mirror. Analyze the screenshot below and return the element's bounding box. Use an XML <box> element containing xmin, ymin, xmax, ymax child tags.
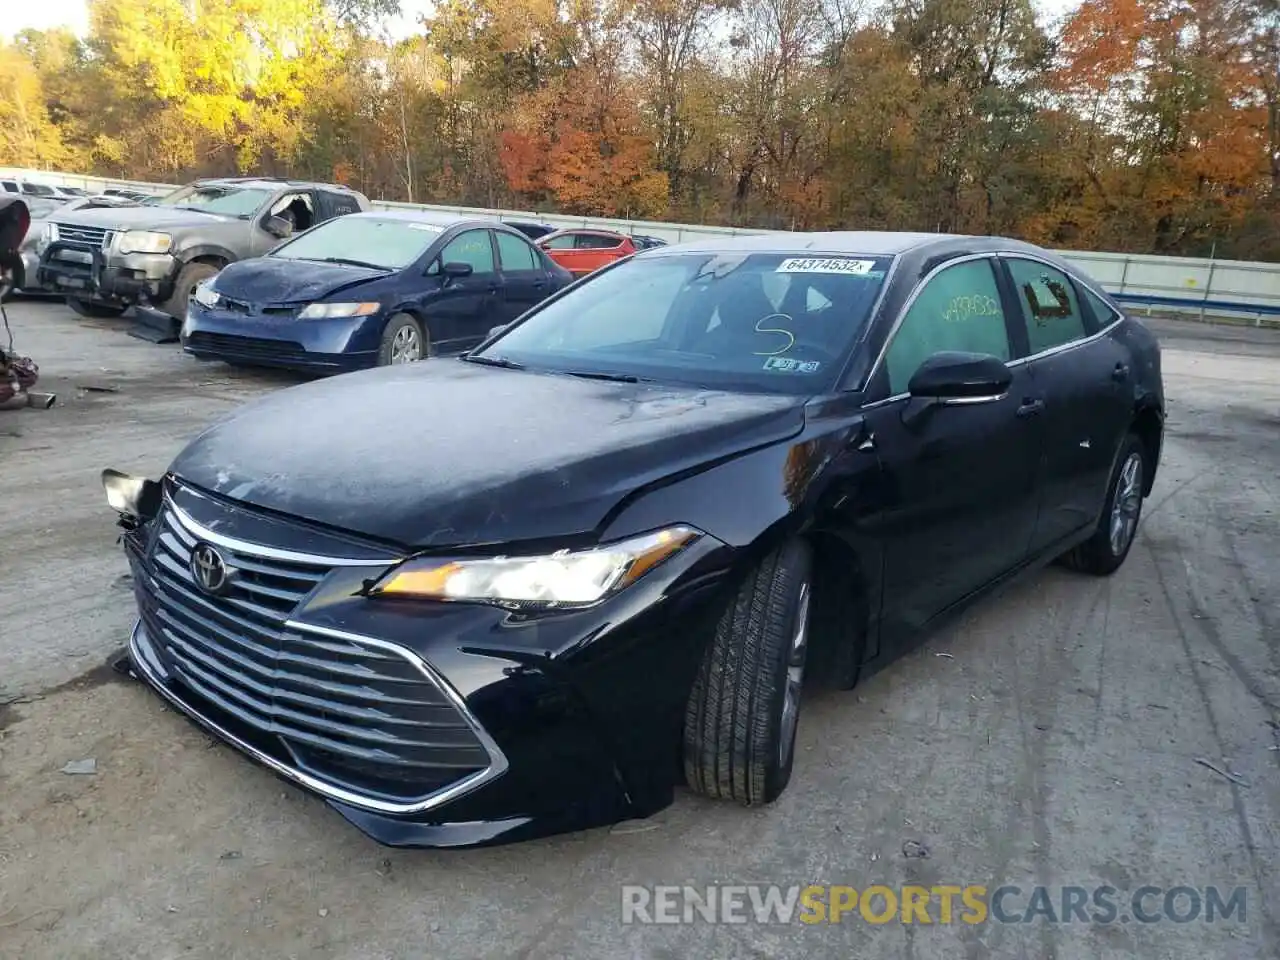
<box><xmin>902</xmin><ymin>352</ymin><xmax>1012</xmax><ymax>428</ymax></box>
<box><xmin>442</xmin><ymin>261</ymin><xmax>473</xmax><ymax>280</ymax></box>
<box><xmin>907</xmin><ymin>351</ymin><xmax>1012</xmax><ymax>400</ymax></box>
<box><xmin>488</xmin><ymin>323</ymin><xmax>508</xmax><ymax>338</ymax></box>
<box><xmin>264</xmin><ymin>215</ymin><xmax>292</xmax><ymax>239</ymax></box>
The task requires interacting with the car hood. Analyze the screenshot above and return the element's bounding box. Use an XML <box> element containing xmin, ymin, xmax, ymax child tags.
<box><xmin>169</xmin><ymin>361</ymin><xmax>806</xmax><ymax>548</ymax></box>
<box><xmin>212</xmin><ymin>256</ymin><xmax>390</xmax><ymax>305</ymax></box>
<box><xmin>51</xmin><ymin>205</ymin><xmax>235</xmax><ymax>230</ymax></box>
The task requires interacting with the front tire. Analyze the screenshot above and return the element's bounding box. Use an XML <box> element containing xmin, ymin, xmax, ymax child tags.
<box><xmin>66</xmin><ymin>297</ymin><xmax>126</xmax><ymax>318</ymax></box>
<box><xmin>1061</xmin><ymin>432</ymin><xmax>1146</xmax><ymax>576</ymax></box>
<box><xmin>158</xmin><ymin>261</ymin><xmax>220</xmax><ymax>320</ymax></box>
<box><xmin>378</xmin><ymin>313</ymin><xmax>429</xmax><ymax>366</ymax></box>
<box><xmin>683</xmin><ymin>540</ymin><xmax>813</xmax><ymax>805</ymax></box>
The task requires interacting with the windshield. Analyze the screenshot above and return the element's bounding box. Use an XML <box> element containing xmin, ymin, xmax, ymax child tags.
<box><xmin>21</xmin><ymin>182</ymin><xmax>56</xmax><ymax>197</ymax></box>
<box><xmin>479</xmin><ymin>252</ymin><xmax>892</xmax><ymax>394</ymax></box>
<box><xmin>155</xmin><ymin>184</ymin><xmax>273</xmax><ymax>218</ymax></box>
<box><xmin>271</xmin><ymin>216</ymin><xmax>442</xmax><ymax>270</ymax></box>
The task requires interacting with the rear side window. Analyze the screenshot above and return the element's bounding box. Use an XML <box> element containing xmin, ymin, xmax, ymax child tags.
<box><xmin>885</xmin><ymin>259</ymin><xmax>1010</xmax><ymax>395</ymax></box>
<box><xmin>496</xmin><ymin>232</ymin><xmax>538</xmax><ymax>271</ymax></box>
<box><xmin>320</xmin><ymin>189</ymin><xmax>362</xmax><ymax>219</ymax></box>
<box><xmin>1006</xmin><ymin>258</ymin><xmax>1088</xmax><ymax>354</ymax></box>
<box><xmin>575</xmin><ymin>234</ymin><xmax>620</xmax><ymax>249</ymax></box>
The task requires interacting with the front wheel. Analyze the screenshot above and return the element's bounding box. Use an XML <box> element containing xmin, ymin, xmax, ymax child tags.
<box><xmin>158</xmin><ymin>261</ymin><xmax>220</xmax><ymax>320</ymax></box>
<box><xmin>1060</xmin><ymin>432</ymin><xmax>1147</xmax><ymax>576</ymax></box>
<box><xmin>378</xmin><ymin>314</ymin><xmax>429</xmax><ymax>366</ymax></box>
<box><xmin>683</xmin><ymin>540</ymin><xmax>813</xmax><ymax>805</ymax></box>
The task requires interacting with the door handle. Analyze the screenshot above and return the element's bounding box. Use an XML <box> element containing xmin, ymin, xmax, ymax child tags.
<box><xmin>532</xmin><ymin>280</ymin><xmax>546</xmax><ymax>289</ymax></box>
<box><xmin>1112</xmin><ymin>362</ymin><xmax>1130</xmax><ymax>382</ymax></box>
<box><xmin>1016</xmin><ymin>398</ymin><xmax>1046</xmax><ymax>418</ymax></box>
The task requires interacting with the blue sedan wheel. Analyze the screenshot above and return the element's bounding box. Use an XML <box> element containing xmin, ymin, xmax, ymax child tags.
<box><xmin>379</xmin><ymin>314</ymin><xmax>428</xmax><ymax>366</ymax></box>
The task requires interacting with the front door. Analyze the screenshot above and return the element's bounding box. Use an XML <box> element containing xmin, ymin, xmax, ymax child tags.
<box><xmin>862</xmin><ymin>256</ymin><xmax>1045</xmax><ymax>639</ymax></box>
<box><xmin>1001</xmin><ymin>256</ymin><xmax>1134</xmax><ymax>553</ymax></box>
<box><xmin>425</xmin><ymin>228</ymin><xmax>500</xmax><ymax>354</ymax></box>
<box><xmin>494</xmin><ymin>230</ymin><xmax>550</xmax><ymax>323</ymax></box>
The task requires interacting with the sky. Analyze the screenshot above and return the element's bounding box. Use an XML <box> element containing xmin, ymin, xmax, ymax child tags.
<box><xmin>4</xmin><ymin>0</ymin><xmax>1082</xmax><ymax>41</ymax></box>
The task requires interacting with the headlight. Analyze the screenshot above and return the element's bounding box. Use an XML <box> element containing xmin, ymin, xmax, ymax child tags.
<box><xmin>192</xmin><ymin>278</ymin><xmax>220</xmax><ymax>308</ymax></box>
<box><xmin>298</xmin><ymin>302</ymin><xmax>382</xmax><ymax>319</ymax></box>
<box><xmin>101</xmin><ymin>469</ymin><xmax>162</xmax><ymax>521</ymax></box>
<box><xmin>117</xmin><ymin>231</ymin><xmax>172</xmax><ymax>254</ymax></box>
<box><xmin>370</xmin><ymin>526</ymin><xmax>700</xmax><ymax>607</ymax></box>
<box><xmin>38</xmin><ymin>222</ymin><xmax>59</xmax><ymax>251</ymax></box>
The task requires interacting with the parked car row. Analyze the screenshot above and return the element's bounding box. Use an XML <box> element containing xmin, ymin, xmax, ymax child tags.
<box><xmin>9</xmin><ymin>175</ymin><xmax>674</xmax><ymax>372</ymax></box>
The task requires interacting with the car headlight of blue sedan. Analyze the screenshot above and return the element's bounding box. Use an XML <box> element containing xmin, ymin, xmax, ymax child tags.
<box><xmin>298</xmin><ymin>302</ymin><xmax>382</xmax><ymax>319</ymax></box>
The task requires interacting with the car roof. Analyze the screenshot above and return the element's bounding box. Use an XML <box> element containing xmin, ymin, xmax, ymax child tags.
<box><xmin>542</xmin><ymin>227</ymin><xmax>625</xmax><ymax>238</ymax></box>
<box><xmin>192</xmin><ymin>177</ymin><xmax>360</xmax><ymax>193</ymax></box>
<box><xmin>639</xmin><ymin>230</ymin><xmax>978</xmax><ymax>256</ymax></box>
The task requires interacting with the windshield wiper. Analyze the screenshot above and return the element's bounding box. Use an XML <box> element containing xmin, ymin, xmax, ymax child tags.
<box><xmin>461</xmin><ymin>354</ymin><xmax>526</xmax><ymax>370</ymax></box>
<box><xmin>560</xmin><ymin>369</ymin><xmax>645</xmax><ymax>384</ymax></box>
<box><xmin>315</xmin><ymin>256</ymin><xmax>391</xmax><ymax>271</ymax></box>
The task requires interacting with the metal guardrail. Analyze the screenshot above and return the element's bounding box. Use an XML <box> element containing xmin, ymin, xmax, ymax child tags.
<box><xmin>5</xmin><ymin>166</ymin><xmax>1279</xmax><ymax>324</ymax></box>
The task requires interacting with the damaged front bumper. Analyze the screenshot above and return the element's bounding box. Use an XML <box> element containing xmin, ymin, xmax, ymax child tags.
<box><xmin>115</xmin><ymin>477</ymin><xmax>726</xmax><ymax>847</ymax></box>
<box><xmin>37</xmin><ymin>242</ymin><xmax>176</xmax><ymax>305</ymax></box>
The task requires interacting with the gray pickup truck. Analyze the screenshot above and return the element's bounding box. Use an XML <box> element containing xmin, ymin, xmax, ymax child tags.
<box><xmin>36</xmin><ymin>177</ymin><xmax>371</xmax><ymax>319</ymax></box>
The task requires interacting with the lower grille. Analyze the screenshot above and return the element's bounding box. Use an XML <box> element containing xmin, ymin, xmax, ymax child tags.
<box><xmin>136</xmin><ymin>500</ymin><xmax>494</xmax><ymax>807</ymax></box>
<box><xmin>185</xmin><ymin>332</ymin><xmax>308</xmax><ymax>361</ymax></box>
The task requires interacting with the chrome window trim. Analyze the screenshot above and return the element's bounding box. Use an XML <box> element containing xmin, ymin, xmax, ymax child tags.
<box><xmin>129</xmin><ymin>617</ymin><xmax>510</xmax><ymax>816</ymax></box>
<box><xmin>859</xmin><ymin>250</ymin><xmax>1126</xmax><ymax>410</ymax></box>
<box><xmin>167</xmin><ymin>496</ymin><xmax>399</xmax><ymax>568</ymax></box>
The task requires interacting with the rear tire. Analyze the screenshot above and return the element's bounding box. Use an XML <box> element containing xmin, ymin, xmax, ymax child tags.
<box><xmin>158</xmin><ymin>261</ymin><xmax>221</xmax><ymax>320</ymax></box>
<box><xmin>683</xmin><ymin>540</ymin><xmax>813</xmax><ymax>805</ymax></box>
<box><xmin>378</xmin><ymin>314</ymin><xmax>429</xmax><ymax>366</ymax></box>
<box><xmin>1060</xmin><ymin>432</ymin><xmax>1146</xmax><ymax>576</ymax></box>
<box><xmin>66</xmin><ymin>298</ymin><xmax>126</xmax><ymax>318</ymax></box>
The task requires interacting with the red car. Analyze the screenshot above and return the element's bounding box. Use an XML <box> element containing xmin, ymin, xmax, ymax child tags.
<box><xmin>537</xmin><ymin>229</ymin><xmax>637</xmax><ymax>277</ymax></box>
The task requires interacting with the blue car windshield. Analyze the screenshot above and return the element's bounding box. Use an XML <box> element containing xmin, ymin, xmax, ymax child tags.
<box><xmin>271</xmin><ymin>217</ymin><xmax>444</xmax><ymax>270</ymax></box>
<box><xmin>478</xmin><ymin>252</ymin><xmax>893</xmax><ymax>394</ymax></box>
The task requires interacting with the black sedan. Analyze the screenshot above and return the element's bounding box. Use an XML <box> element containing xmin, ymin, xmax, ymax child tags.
<box><xmin>181</xmin><ymin>211</ymin><xmax>574</xmax><ymax>372</ymax></box>
<box><xmin>106</xmin><ymin>231</ymin><xmax>1164</xmax><ymax>847</ymax></box>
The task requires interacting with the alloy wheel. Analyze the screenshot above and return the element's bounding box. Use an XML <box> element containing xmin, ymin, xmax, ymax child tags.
<box><xmin>390</xmin><ymin>324</ymin><xmax>422</xmax><ymax>364</ymax></box>
<box><xmin>778</xmin><ymin>581</ymin><xmax>810</xmax><ymax>770</ymax></box>
<box><xmin>1109</xmin><ymin>452</ymin><xmax>1143</xmax><ymax>556</ymax></box>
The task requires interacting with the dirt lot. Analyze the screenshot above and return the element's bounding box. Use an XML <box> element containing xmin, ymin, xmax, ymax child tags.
<box><xmin>1</xmin><ymin>300</ymin><xmax>1278</xmax><ymax>959</ymax></box>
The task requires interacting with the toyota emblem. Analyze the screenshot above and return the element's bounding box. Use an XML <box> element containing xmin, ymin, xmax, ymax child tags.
<box><xmin>190</xmin><ymin>542</ymin><xmax>230</xmax><ymax>595</ymax></box>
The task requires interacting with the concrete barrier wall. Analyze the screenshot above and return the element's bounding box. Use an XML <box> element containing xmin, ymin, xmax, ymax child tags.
<box><xmin>6</xmin><ymin>166</ymin><xmax>1278</xmax><ymax>321</ymax></box>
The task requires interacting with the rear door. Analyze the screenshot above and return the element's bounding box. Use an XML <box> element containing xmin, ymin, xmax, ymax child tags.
<box><xmin>494</xmin><ymin>230</ymin><xmax>551</xmax><ymax>322</ymax></box>
<box><xmin>1000</xmin><ymin>255</ymin><xmax>1133</xmax><ymax>554</ymax></box>
<box><xmin>424</xmin><ymin>228</ymin><xmax>500</xmax><ymax>354</ymax></box>
<box><xmin>861</xmin><ymin>255</ymin><xmax>1045</xmax><ymax>637</ymax></box>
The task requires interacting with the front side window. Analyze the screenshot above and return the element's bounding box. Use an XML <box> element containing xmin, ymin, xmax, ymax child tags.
<box><xmin>271</xmin><ymin>216</ymin><xmax>442</xmax><ymax>270</ymax></box>
<box><xmin>543</xmin><ymin>234</ymin><xmax>576</xmax><ymax>250</ymax></box>
<box><xmin>440</xmin><ymin>230</ymin><xmax>495</xmax><ymax>274</ymax></box>
<box><xmin>496</xmin><ymin>231</ymin><xmax>539</xmax><ymax>271</ymax></box>
<box><xmin>479</xmin><ymin>252</ymin><xmax>892</xmax><ymax>394</ymax></box>
<box><xmin>1006</xmin><ymin>258</ymin><xmax>1088</xmax><ymax>354</ymax></box>
<box><xmin>884</xmin><ymin>259</ymin><xmax>1010</xmax><ymax>395</ymax></box>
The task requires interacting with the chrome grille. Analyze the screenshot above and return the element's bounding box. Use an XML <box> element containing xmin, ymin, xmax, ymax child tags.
<box><xmin>53</xmin><ymin>222</ymin><xmax>112</xmax><ymax>249</ymax></box>
<box><xmin>138</xmin><ymin>502</ymin><xmax>492</xmax><ymax>804</ymax></box>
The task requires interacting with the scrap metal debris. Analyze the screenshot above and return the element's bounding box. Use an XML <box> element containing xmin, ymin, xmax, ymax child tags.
<box><xmin>60</xmin><ymin>758</ymin><xmax>97</xmax><ymax>775</ymax></box>
<box><xmin>902</xmin><ymin>840</ymin><xmax>930</xmax><ymax>859</ymax></box>
<box><xmin>1194</xmin><ymin>757</ymin><xmax>1250</xmax><ymax>787</ymax></box>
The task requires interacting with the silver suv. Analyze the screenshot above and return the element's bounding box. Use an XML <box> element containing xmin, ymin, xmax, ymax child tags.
<box><xmin>36</xmin><ymin>177</ymin><xmax>371</xmax><ymax>319</ymax></box>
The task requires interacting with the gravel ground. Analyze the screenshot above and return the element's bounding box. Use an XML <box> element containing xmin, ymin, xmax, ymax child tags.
<box><xmin>0</xmin><ymin>300</ymin><xmax>1277</xmax><ymax>959</ymax></box>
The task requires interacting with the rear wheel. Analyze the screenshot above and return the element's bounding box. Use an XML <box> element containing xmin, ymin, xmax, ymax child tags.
<box><xmin>683</xmin><ymin>540</ymin><xmax>813</xmax><ymax>805</ymax></box>
<box><xmin>1060</xmin><ymin>432</ymin><xmax>1146</xmax><ymax>576</ymax></box>
<box><xmin>158</xmin><ymin>261</ymin><xmax>221</xmax><ymax>319</ymax></box>
<box><xmin>66</xmin><ymin>298</ymin><xmax>126</xmax><ymax>318</ymax></box>
<box><xmin>378</xmin><ymin>314</ymin><xmax>429</xmax><ymax>366</ymax></box>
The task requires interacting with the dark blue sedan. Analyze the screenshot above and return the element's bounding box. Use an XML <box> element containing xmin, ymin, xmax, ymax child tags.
<box><xmin>181</xmin><ymin>211</ymin><xmax>574</xmax><ymax>372</ymax></box>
